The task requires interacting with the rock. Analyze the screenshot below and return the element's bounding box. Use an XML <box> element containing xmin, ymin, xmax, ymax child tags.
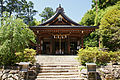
<box><xmin>113</xmin><ymin>65</ymin><xmax>119</xmax><ymax>68</ymax></box>
<box><xmin>13</xmin><ymin>74</ymin><xmax>19</xmax><ymax>80</ymax></box>
<box><xmin>105</xmin><ymin>74</ymin><xmax>115</xmax><ymax>80</ymax></box>
<box><xmin>14</xmin><ymin>74</ymin><xmax>19</xmax><ymax>77</ymax></box>
<box><xmin>8</xmin><ymin>74</ymin><xmax>13</xmax><ymax>78</ymax></box>
<box><xmin>81</xmin><ymin>74</ymin><xmax>87</xmax><ymax>78</ymax></box>
<box><xmin>30</xmin><ymin>66</ymin><xmax>36</xmax><ymax>70</ymax></box>
<box><xmin>9</xmin><ymin>70</ymin><xmax>19</xmax><ymax>74</ymax></box>
<box><xmin>2</xmin><ymin>69</ymin><xmax>10</xmax><ymax>73</ymax></box>
<box><xmin>81</xmin><ymin>69</ymin><xmax>87</xmax><ymax>74</ymax></box>
<box><xmin>100</xmin><ymin>68</ymin><xmax>110</xmax><ymax>74</ymax></box>
<box><xmin>2</xmin><ymin>73</ymin><xmax>8</xmax><ymax>80</ymax></box>
<box><xmin>8</xmin><ymin>77</ymin><xmax>14</xmax><ymax>80</ymax></box>
<box><xmin>0</xmin><ymin>73</ymin><xmax>2</xmax><ymax>78</ymax></box>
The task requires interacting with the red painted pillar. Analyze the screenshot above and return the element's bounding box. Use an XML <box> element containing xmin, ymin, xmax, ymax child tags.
<box><xmin>39</xmin><ymin>38</ymin><xmax>42</xmax><ymax>54</ymax></box>
<box><xmin>36</xmin><ymin>44</ymin><xmax>39</xmax><ymax>54</ymax></box>
<box><xmin>50</xmin><ymin>36</ymin><xmax>53</xmax><ymax>54</ymax></box>
<box><xmin>36</xmin><ymin>36</ymin><xmax>42</xmax><ymax>54</ymax></box>
<box><xmin>68</xmin><ymin>36</ymin><xmax>70</xmax><ymax>54</ymax></box>
<box><xmin>81</xmin><ymin>36</ymin><xmax>84</xmax><ymax>48</ymax></box>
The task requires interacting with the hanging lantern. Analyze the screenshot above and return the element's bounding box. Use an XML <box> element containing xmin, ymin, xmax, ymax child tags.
<box><xmin>54</xmin><ymin>35</ymin><xmax>56</xmax><ymax>38</ymax></box>
<box><xmin>82</xmin><ymin>31</ymin><xmax>84</xmax><ymax>33</ymax></box>
<box><xmin>65</xmin><ymin>35</ymin><xmax>67</xmax><ymax>38</ymax></box>
<box><xmin>62</xmin><ymin>36</ymin><xmax>64</xmax><ymax>39</ymax></box>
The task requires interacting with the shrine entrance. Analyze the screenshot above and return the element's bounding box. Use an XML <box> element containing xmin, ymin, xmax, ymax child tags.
<box><xmin>55</xmin><ymin>41</ymin><xmax>66</xmax><ymax>55</ymax></box>
<box><xmin>40</xmin><ymin>34</ymin><xmax>80</xmax><ymax>55</ymax></box>
<box><xmin>30</xmin><ymin>5</ymin><xmax>98</xmax><ymax>55</ymax></box>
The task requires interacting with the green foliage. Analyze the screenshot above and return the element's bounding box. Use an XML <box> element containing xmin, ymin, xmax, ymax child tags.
<box><xmin>17</xmin><ymin>1</ymin><xmax>38</xmax><ymax>25</ymax></box>
<box><xmin>92</xmin><ymin>0</ymin><xmax>119</xmax><ymax>9</ymax></box>
<box><xmin>77</xmin><ymin>47</ymin><xmax>99</xmax><ymax>66</ymax></box>
<box><xmin>39</xmin><ymin>7</ymin><xmax>55</xmax><ymax>23</ymax></box>
<box><xmin>94</xmin><ymin>3</ymin><xmax>120</xmax><ymax>26</ymax></box>
<box><xmin>80</xmin><ymin>9</ymin><xmax>96</xmax><ymax>26</ymax></box>
<box><xmin>83</xmin><ymin>2</ymin><xmax>120</xmax><ymax>51</ymax></box>
<box><xmin>0</xmin><ymin>52</ymin><xmax>17</xmax><ymax>66</ymax></box>
<box><xmin>30</xmin><ymin>19</ymin><xmax>41</xmax><ymax>26</ymax></box>
<box><xmin>84</xmin><ymin>31</ymin><xmax>99</xmax><ymax>47</ymax></box>
<box><xmin>94</xmin><ymin>9</ymin><xmax>105</xmax><ymax>26</ymax></box>
<box><xmin>96</xmin><ymin>51</ymin><xmax>110</xmax><ymax>66</ymax></box>
<box><xmin>15</xmin><ymin>48</ymin><xmax>36</xmax><ymax>63</ymax></box>
<box><xmin>99</xmin><ymin>5</ymin><xmax>120</xmax><ymax>51</ymax></box>
<box><xmin>109</xmin><ymin>51</ymin><xmax>120</xmax><ymax>64</ymax></box>
<box><xmin>80</xmin><ymin>9</ymin><xmax>99</xmax><ymax>47</ymax></box>
<box><xmin>0</xmin><ymin>0</ymin><xmax>37</xmax><ymax>25</ymax></box>
<box><xmin>77</xmin><ymin>47</ymin><xmax>120</xmax><ymax>66</ymax></box>
<box><xmin>0</xmin><ymin>13</ymin><xmax>36</xmax><ymax>66</ymax></box>
<box><xmin>79</xmin><ymin>66</ymin><xmax>86</xmax><ymax>71</ymax></box>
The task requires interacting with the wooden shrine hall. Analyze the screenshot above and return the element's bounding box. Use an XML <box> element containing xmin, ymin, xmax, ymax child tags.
<box><xmin>30</xmin><ymin>5</ymin><xmax>98</xmax><ymax>55</ymax></box>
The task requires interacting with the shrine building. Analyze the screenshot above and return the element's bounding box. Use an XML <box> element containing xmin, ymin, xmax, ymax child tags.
<box><xmin>30</xmin><ymin>5</ymin><xmax>98</xmax><ymax>55</ymax></box>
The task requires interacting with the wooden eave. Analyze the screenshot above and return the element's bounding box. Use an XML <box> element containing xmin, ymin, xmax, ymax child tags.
<box><xmin>30</xmin><ymin>5</ymin><xmax>98</xmax><ymax>31</ymax></box>
<box><xmin>30</xmin><ymin>25</ymin><xmax>98</xmax><ymax>29</ymax></box>
<box><xmin>30</xmin><ymin>26</ymin><xmax>98</xmax><ymax>36</ymax></box>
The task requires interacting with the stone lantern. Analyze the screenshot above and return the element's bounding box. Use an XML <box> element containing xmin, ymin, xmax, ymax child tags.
<box><xmin>86</xmin><ymin>63</ymin><xmax>97</xmax><ymax>80</ymax></box>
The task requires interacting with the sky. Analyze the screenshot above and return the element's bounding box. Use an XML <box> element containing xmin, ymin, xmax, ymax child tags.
<box><xmin>27</xmin><ymin>0</ymin><xmax>92</xmax><ymax>23</ymax></box>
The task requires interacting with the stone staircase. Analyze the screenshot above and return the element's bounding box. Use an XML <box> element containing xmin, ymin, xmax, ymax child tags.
<box><xmin>35</xmin><ymin>55</ymin><xmax>84</xmax><ymax>80</ymax></box>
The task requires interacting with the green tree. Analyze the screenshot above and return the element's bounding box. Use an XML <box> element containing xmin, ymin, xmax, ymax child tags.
<box><xmin>30</xmin><ymin>18</ymin><xmax>41</xmax><ymax>26</ymax></box>
<box><xmin>99</xmin><ymin>4</ymin><xmax>120</xmax><ymax>51</ymax></box>
<box><xmin>39</xmin><ymin>7</ymin><xmax>55</xmax><ymax>23</ymax></box>
<box><xmin>0</xmin><ymin>13</ymin><xmax>36</xmax><ymax>65</ymax></box>
<box><xmin>80</xmin><ymin>9</ymin><xmax>99</xmax><ymax>47</ymax></box>
<box><xmin>80</xmin><ymin>9</ymin><xmax>96</xmax><ymax>26</ymax></box>
<box><xmin>92</xmin><ymin>0</ymin><xmax>119</xmax><ymax>9</ymax></box>
<box><xmin>0</xmin><ymin>0</ymin><xmax>25</xmax><ymax>16</ymax></box>
<box><xmin>0</xmin><ymin>0</ymin><xmax>37</xmax><ymax>25</ymax></box>
<box><xmin>84</xmin><ymin>31</ymin><xmax>99</xmax><ymax>47</ymax></box>
<box><xmin>0</xmin><ymin>0</ymin><xmax>6</xmax><ymax>17</ymax></box>
<box><xmin>94</xmin><ymin>2</ymin><xmax>120</xmax><ymax>26</ymax></box>
<box><xmin>17</xmin><ymin>1</ymin><xmax>37</xmax><ymax>25</ymax></box>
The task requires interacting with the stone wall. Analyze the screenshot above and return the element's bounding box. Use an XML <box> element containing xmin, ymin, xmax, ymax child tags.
<box><xmin>98</xmin><ymin>64</ymin><xmax>120</xmax><ymax>80</ymax></box>
<box><xmin>80</xmin><ymin>64</ymin><xmax>120</xmax><ymax>80</ymax></box>
<box><xmin>0</xmin><ymin>69</ymin><xmax>23</xmax><ymax>80</ymax></box>
<box><xmin>0</xmin><ymin>64</ymin><xmax>40</xmax><ymax>80</ymax></box>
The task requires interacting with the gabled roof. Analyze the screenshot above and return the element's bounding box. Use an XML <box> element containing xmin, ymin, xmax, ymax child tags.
<box><xmin>39</xmin><ymin>5</ymin><xmax>80</xmax><ymax>26</ymax></box>
<box><xmin>30</xmin><ymin>5</ymin><xmax>98</xmax><ymax>30</ymax></box>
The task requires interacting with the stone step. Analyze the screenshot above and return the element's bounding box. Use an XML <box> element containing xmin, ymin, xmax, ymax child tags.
<box><xmin>39</xmin><ymin>62</ymin><xmax>80</xmax><ymax>65</ymax></box>
<box><xmin>35</xmin><ymin>55</ymin><xmax>80</xmax><ymax>80</ymax></box>
<box><xmin>40</xmin><ymin>64</ymin><xmax>79</xmax><ymax>67</ymax></box>
<box><xmin>37</xmin><ymin>75</ymin><xmax>80</xmax><ymax>78</ymax></box>
<box><xmin>35</xmin><ymin>55</ymin><xmax>78</xmax><ymax>63</ymax></box>
<box><xmin>35</xmin><ymin>78</ymin><xmax>86</xmax><ymax>80</ymax></box>
<box><xmin>38</xmin><ymin>72</ymin><xmax>79</xmax><ymax>75</ymax></box>
<box><xmin>40</xmin><ymin>67</ymin><xmax>78</xmax><ymax>70</ymax></box>
<box><xmin>40</xmin><ymin>69</ymin><xmax>79</xmax><ymax>73</ymax></box>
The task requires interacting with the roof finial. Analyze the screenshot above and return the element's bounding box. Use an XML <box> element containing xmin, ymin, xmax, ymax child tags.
<box><xmin>59</xmin><ymin>4</ymin><xmax>61</xmax><ymax>8</ymax></box>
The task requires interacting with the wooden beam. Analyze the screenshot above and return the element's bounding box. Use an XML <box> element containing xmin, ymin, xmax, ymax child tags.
<box><xmin>67</xmin><ymin>36</ymin><xmax>70</xmax><ymax>54</ymax></box>
<box><xmin>81</xmin><ymin>36</ymin><xmax>84</xmax><ymax>48</ymax></box>
<box><xmin>50</xmin><ymin>36</ymin><xmax>53</xmax><ymax>54</ymax></box>
<box><xmin>36</xmin><ymin>35</ymin><xmax>42</xmax><ymax>54</ymax></box>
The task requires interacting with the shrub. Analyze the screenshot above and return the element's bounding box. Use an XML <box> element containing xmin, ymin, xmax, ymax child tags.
<box><xmin>109</xmin><ymin>51</ymin><xmax>120</xmax><ymax>64</ymax></box>
<box><xmin>0</xmin><ymin>53</ymin><xmax>17</xmax><ymax>66</ymax></box>
<box><xmin>96</xmin><ymin>51</ymin><xmax>110</xmax><ymax>66</ymax></box>
<box><xmin>15</xmin><ymin>48</ymin><xmax>36</xmax><ymax>64</ymax></box>
<box><xmin>0</xmin><ymin>13</ymin><xmax>36</xmax><ymax>66</ymax></box>
<box><xmin>77</xmin><ymin>47</ymin><xmax>120</xmax><ymax>66</ymax></box>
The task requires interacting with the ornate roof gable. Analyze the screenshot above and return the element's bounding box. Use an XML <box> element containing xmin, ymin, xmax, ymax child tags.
<box><xmin>39</xmin><ymin>5</ymin><xmax>80</xmax><ymax>26</ymax></box>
